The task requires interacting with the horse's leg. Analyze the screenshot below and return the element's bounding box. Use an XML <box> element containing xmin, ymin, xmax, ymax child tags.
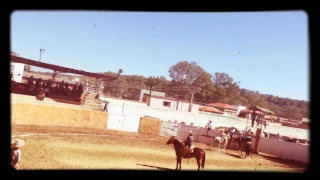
<box><xmin>175</xmin><ymin>156</ymin><xmax>179</xmax><ymax>170</ymax></box>
<box><xmin>178</xmin><ymin>156</ymin><xmax>182</xmax><ymax>170</ymax></box>
<box><xmin>196</xmin><ymin>158</ymin><xmax>200</xmax><ymax>171</ymax></box>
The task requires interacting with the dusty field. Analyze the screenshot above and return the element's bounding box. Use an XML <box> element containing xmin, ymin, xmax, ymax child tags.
<box><xmin>11</xmin><ymin>125</ymin><xmax>307</xmax><ymax>172</ymax></box>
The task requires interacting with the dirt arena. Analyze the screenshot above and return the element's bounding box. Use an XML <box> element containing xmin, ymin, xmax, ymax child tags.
<box><xmin>12</xmin><ymin>125</ymin><xmax>307</xmax><ymax>172</ymax></box>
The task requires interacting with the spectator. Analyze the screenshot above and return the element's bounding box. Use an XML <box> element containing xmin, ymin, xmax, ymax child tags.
<box><xmin>44</xmin><ymin>83</ymin><xmax>50</xmax><ymax>97</ymax></box>
<box><xmin>276</xmin><ymin>133</ymin><xmax>283</xmax><ymax>141</ymax></box>
<box><xmin>11</xmin><ymin>138</ymin><xmax>26</xmax><ymax>170</ymax></box>
<box><xmin>206</xmin><ymin>120</ymin><xmax>212</xmax><ymax>135</ymax></box>
<box><xmin>27</xmin><ymin>76</ymin><xmax>34</xmax><ymax>85</ymax></box>
<box><xmin>37</xmin><ymin>87</ymin><xmax>45</xmax><ymax>100</ymax></box>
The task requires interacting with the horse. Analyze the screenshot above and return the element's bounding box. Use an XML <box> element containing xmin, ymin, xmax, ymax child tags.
<box><xmin>227</xmin><ymin>133</ymin><xmax>245</xmax><ymax>150</ymax></box>
<box><xmin>239</xmin><ymin>136</ymin><xmax>253</xmax><ymax>159</ymax></box>
<box><xmin>166</xmin><ymin>136</ymin><xmax>206</xmax><ymax>171</ymax></box>
<box><xmin>212</xmin><ymin>132</ymin><xmax>230</xmax><ymax>153</ymax></box>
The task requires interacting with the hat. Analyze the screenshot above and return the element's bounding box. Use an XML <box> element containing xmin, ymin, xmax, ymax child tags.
<box><xmin>11</xmin><ymin>139</ymin><xmax>26</xmax><ymax>148</ymax></box>
<box><xmin>189</xmin><ymin>131</ymin><xmax>193</xmax><ymax>135</ymax></box>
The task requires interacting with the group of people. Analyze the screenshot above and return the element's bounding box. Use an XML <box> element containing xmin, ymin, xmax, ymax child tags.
<box><xmin>25</xmin><ymin>76</ymin><xmax>84</xmax><ymax>100</ymax></box>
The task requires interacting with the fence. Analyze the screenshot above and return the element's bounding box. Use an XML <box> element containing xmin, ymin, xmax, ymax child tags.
<box><xmin>258</xmin><ymin>137</ymin><xmax>309</xmax><ymax>163</ymax></box>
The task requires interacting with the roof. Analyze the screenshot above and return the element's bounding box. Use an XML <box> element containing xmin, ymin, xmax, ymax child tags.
<box><xmin>248</xmin><ymin>106</ymin><xmax>275</xmax><ymax>114</ymax></box>
<box><xmin>199</xmin><ymin>106</ymin><xmax>224</xmax><ymax>114</ymax></box>
<box><xmin>206</xmin><ymin>103</ymin><xmax>237</xmax><ymax>111</ymax></box>
<box><xmin>10</xmin><ymin>55</ymin><xmax>119</xmax><ymax>80</ymax></box>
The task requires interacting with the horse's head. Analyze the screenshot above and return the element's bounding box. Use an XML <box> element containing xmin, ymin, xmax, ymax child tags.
<box><xmin>166</xmin><ymin>136</ymin><xmax>176</xmax><ymax>145</ymax></box>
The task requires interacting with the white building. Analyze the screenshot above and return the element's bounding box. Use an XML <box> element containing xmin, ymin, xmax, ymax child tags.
<box><xmin>10</xmin><ymin>62</ymin><xmax>25</xmax><ymax>83</ymax></box>
<box><xmin>143</xmin><ymin>94</ymin><xmax>200</xmax><ymax>113</ymax></box>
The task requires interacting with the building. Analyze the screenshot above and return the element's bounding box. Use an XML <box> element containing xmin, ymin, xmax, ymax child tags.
<box><xmin>143</xmin><ymin>94</ymin><xmax>200</xmax><ymax>113</ymax></box>
<box><xmin>10</xmin><ymin>62</ymin><xmax>25</xmax><ymax>83</ymax></box>
<box><xmin>130</xmin><ymin>88</ymin><xmax>166</xmax><ymax>102</ymax></box>
<box><xmin>206</xmin><ymin>103</ymin><xmax>238</xmax><ymax>116</ymax></box>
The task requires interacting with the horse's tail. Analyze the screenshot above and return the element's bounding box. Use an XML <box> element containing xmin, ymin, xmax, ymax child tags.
<box><xmin>201</xmin><ymin>150</ymin><xmax>206</xmax><ymax>169</ymax></box>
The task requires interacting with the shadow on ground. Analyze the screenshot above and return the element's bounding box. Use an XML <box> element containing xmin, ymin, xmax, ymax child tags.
<box><xmin>136</xmin><ymin>163</ymin><xmax>173</xmax><ymax>171</ymax></box>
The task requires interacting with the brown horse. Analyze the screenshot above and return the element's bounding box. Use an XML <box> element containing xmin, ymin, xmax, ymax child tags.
<box><xmin>166</xmin><ymin>136</ymin><xmax>206</xmax><ymax>171</ymax></box>
<box><xmin>237</xmin><ymin>135</ymin><xmax>253</xmax><ymax>159</ymax></box>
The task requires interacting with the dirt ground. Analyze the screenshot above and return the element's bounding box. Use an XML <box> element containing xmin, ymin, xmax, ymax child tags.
<box><xmin>11</xmin><ymin>125</ymin><xmax>307</xmax><ymax>172</ymax></box>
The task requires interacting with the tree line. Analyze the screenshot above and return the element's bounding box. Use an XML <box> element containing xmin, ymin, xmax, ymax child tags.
<box><xmin>90</xmin><ymin>61</ymin><xmax>309</xmax><ymax>119</ymax></box>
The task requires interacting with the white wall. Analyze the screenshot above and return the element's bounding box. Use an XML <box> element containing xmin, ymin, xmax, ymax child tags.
<box><xmin>100</xmin><ymin>97</ymin><xmax>147</xmax><ymax>107</ymax></box>
<box><xmin>150</xmin><ymin>97</ymin><xmax>176</xmax><ymax>110</ymax></box>
<box><xmin>150</xmin><ymin>97</ymin><xmax>200</xmax><ymax>113</ymax></box>
<box><xmin>106</xmin><ymin>99</ymin><xmax>310</xmax><ymax>141</ymax></box>
<box><xmin>258</xmin><ymin>137</ymin><xmax>309</xmax><ymax>163</ymax></box>
<box><xmin>11</xmin><ymin>63</ymin><xmax>24</xmax><ymax>83</ymax></box>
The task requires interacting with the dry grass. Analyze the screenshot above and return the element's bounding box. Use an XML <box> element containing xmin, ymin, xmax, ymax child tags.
<box><xmin>12</xmin><ymin>125</ymin><xmax>308</xmax><ymax>171</ymax></box>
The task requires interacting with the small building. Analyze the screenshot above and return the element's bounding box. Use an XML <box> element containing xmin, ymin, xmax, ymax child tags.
<box><xmin>143</xmin><ymin>94</ymin><xmax>200</xmax><ymax>113</ymax></box>
<box><xmin>10</xmin><ymin>62</ymin><xmax>25</xmax><ymax>83</ymax></box>
<box><xmin>206</xmin><ymin>103</ymin><xmax>238</xmax><ymax>116</ymax></box>
<box><xmin>129</xmin><ymin>88</ymin><xmax>166</xmax><ymax>102</ymax></box>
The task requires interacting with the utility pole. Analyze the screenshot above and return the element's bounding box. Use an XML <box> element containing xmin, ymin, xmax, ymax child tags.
<box><xmin>39</xmin><ymin>48</ymin><xmax>45</xmax><ymax>62</ymax></box>
<box><xmin>148</xmin><ymin>85</ymin><xmax>153</xmax><ymax>106</ymax></box>
<box><xmin>188</xmin><ymin>87</ymin><xmax>195</xmax><ymax>112</ymax></box>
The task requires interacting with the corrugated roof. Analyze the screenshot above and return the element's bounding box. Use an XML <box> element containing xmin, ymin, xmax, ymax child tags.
<box><xmin>10</xmin><ymin>55</ymin><xmax>119</xmax><ymax>80</ymax></box>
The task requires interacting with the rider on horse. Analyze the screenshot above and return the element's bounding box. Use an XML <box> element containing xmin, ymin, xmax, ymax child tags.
<box><xmin>183</xmin><ymin>131</ymin><xmax>194</xmax><ymax>158</ymax></box>
<box><xmin>230</xmin><ymin>127</ymin><xmax>236</xmax><ymax>141</ymax></box>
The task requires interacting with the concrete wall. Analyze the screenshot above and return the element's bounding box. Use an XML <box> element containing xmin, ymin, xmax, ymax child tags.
<box><xmin>150</xmin><ymin>97</ymin><xmax>176</xmax><ymax>110</ymax></box>
<box><xmin>149</xmin><ymin>97</ymin><xmax>200</xmax><ymax>113</ymax></box>
<box><xmin>11</xmin><ymin>102</ymin><xmax>108</xmax><ymax>130</ymax></box>
<box><xmin>258</xmin><ymin>137</ymin><xmax>309</xmax><ymax>163</ymax></box>
<box><xmin>100</xmin><ymin>97</ymin><xmax>147</xmax><ymax>107</ymax></box>
<box><xmin>131</xmin><ymin>89</ymin><xmax>166</xmax><ymax>102</ymax></box>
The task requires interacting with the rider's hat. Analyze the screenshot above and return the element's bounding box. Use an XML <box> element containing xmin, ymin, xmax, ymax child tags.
<box><xmin>189</xmin><ymin>131</ymin><xmax>193</xmax><ymax>135</ymax></box>
<box><xmin>11</xmin><ymin>138</ymin><xmax>26</xmax><ymax>148</ymax></box>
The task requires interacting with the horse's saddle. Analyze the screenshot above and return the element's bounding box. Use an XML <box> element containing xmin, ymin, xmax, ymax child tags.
<box><xmin>181</xmin><ymin>145</ymin><xmax>194</xmax><ymax>157</ymax></box>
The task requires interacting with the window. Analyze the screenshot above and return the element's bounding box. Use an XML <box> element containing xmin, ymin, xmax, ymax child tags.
<box><xmin>163</xmin><ymin>101</ymin><xmax>171</xmax><ymax>107</ymax></box>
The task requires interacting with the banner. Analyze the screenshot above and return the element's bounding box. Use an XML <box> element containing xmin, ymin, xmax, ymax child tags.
<box><xmin>159</xmin><ymin>121</ymin><xmax>179</xmax><ymax>137</ymax></box>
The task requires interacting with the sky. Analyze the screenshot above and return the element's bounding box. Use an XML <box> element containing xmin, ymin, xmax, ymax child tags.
<box><xmin>10</xmin><ymin>11</ymin><xmax>309</xmax><ymax>101</ymax></box>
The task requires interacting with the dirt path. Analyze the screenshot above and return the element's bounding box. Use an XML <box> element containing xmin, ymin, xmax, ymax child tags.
<box><xmin>11</xmin><ymin>125</ymin><xmax>307</xmax><ymax>171</ymax></box>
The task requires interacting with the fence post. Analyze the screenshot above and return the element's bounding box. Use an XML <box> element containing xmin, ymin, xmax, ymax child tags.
<box><xmin>253</xmin><ymin>128</ymin><xmax>262</xmax><ymax>154</ymax></box>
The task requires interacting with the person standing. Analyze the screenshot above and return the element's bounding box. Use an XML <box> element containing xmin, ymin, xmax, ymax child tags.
<box><xmin>206</xmin><ymin>120</ymin><xmax>212</xmax><ymax>136</ymax></box>
<box><xmin>11</xmin><ymin>138</ymin><xmax>26</xmax><ymax>170</ymax></box>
